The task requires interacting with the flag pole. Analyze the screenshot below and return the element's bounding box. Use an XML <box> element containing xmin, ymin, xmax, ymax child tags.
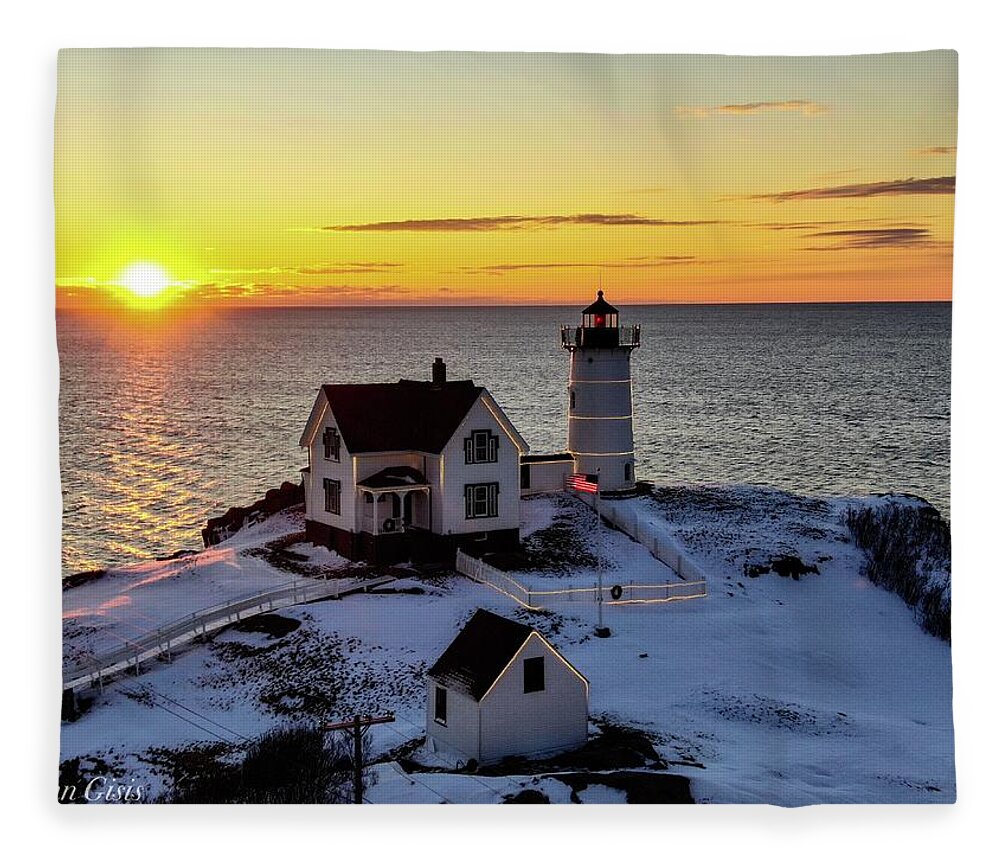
<box><xmin>595</xmin><ymin>468</ymin><xmax>610</xmax><ymax>638</ymax></box>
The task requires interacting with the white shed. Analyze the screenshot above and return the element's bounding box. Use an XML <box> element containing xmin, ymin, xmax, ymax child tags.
<box><xmin>425</xmin><ymin>609</ymin><xmax>589</xmax><ymax>765</ymax></box>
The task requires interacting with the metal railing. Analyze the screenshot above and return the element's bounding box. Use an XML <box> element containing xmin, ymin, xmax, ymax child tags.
<box><xmin>455</xmin><ymin>549</ymin><xmax>706</xmax><ymax>613</ymax></box>
<box><xmin>63</xmin><ymin>573</ymin><xmax>396</xmax><ymax>693</ymax></box>
<box><xmin>560</xmin><ymin>325</ymin><xmax>641</xmax><ymax>349</ymax></box>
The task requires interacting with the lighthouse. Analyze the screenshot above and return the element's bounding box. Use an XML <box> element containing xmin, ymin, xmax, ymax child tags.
<box><xmin>561</xmin><ymin>290</ymin><xmax>641</xmax><ymax>494</ymax></box>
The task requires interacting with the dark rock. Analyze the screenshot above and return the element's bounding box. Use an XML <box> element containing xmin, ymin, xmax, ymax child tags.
<box><xmin>504</xmin><ymin>789</ymin><xmax>550</xmax><ymax>804</ymax></box>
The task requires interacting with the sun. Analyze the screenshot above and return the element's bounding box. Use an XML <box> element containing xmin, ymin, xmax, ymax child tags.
<box><xmin>118</xmin><ymin>262</ymin><xmax>173</xmax><ymax>298</ymax></box>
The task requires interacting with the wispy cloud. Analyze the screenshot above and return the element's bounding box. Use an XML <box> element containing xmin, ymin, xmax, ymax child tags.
<box><xmin>190</xmin><ymin>282</ymin><xmax>412</xmax><ymax>301</ymax></box>
<box><xmin>913</xmin><ymin>145</ymin><xmax>957</xmax><ymax>156</ymax></box>
<box><xmin>456</xmin><ymin>256</ymin><xmax>702</xmax><ymax>275</ymax></box>
<box><xmin>209</xmin><ymin>262</ymin><xmax>402</xmax><ymax>275</ymax></box>
<box><xmin>748</xmin><ymin>217</ymin><xmax>932</xmax><ymax>232</ymax></box>
<box><xmin>313</xmin><ymin>214</ymin><xmax>724</xmax><ymax>232</ymax></box>
<box><xmin>675</xmin><ymin>99</ymin><xmax>829</xmax><ymax>118</ymax></box>
<box><xmin>733</xmin><ymin>175</ymin><xmax>955</xmax><ymax>203</ymax></box>
<box><xmin>802</xmin><ymin>227</ymin><xmax>943</xmax><ymax>251</ymax></box>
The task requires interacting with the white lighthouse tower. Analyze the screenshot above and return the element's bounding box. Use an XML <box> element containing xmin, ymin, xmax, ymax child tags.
<box><xmin>562</xmin><ymin>290</ymin><xmax>641</xmax><ymax>494</ymax></box>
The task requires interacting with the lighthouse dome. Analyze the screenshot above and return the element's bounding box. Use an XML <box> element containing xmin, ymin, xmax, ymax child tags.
<box><xmin>582</xmin><ymin>289</ymin><xmax>618</xmax><ymax>316</ymax></box>
<box><xmin>581</xmin><ymin>290</ymin><xmax>618</xmax><ymax>329</ymax></box>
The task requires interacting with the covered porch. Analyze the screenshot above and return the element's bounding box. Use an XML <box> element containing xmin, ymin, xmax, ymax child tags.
<box><xmin>356</xmin><ymin>466</ymin><xmax>432</xmax><ymax>537</ymax></box>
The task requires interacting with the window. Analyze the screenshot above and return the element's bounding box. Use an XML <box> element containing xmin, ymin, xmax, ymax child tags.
<box><xmin>323</xmin><ymin>478</ymin><xmax>341</xmax><ymax>515</ymax></box>
<box><xmin>434</xmin><ymin>686</ymin><xmax>447</xmax><ymax>725</ymax></box>
<box><xmin>569</xmin><ymin>389</ymin><xmax>576</xmax><ymax>410</ymax></box>
<box><xmin>624</xmin><ymin>461</ymin><xmax>632</xmax><ymax>482</ymax></box>
<box><xmin>464</xmin><ymin>430</ymin><xmax>498</xmax><ymax>464</ymax></box>
<box><xmin>523</xmin><ymin>656</ymin><xmax>545</xmax><ymax>693</ymax></box>
<box><xmin>520</xmin><ymin>463</ymin><xmax>531</xmax><ymax>490</ymax></box>
<box><xmin>464</xmin><ymin>482</ymin><xmax>499</xmax><ymax>519</ymax></box>
<box><xmin>323</xmin><ymin>427</ymin><xmax>341</xmax><ymax>461</ymax></box>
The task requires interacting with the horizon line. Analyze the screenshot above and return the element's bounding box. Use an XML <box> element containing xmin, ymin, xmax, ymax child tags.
<box><xmin>56</xmin><ymin>297</ymin><xmax>954</xmax><ymax>312</ymax></box>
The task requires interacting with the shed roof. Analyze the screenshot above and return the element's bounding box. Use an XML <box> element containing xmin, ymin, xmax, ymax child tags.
<box><xmin>428</xmin><ymin>609</ymin><xmax>534</xmax><ymax>701</ymax></box>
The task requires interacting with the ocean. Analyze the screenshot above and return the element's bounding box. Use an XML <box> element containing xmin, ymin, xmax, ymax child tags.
<box><xmin>56</xmin><ymin>302</ymin><xmax>951</xmax><ymax>577</ymax></box>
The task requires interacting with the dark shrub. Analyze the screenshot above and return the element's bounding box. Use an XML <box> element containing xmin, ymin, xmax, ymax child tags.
<box><xmin>162</xmin><ymin>724</ymin><xmax>365</xmax><ymax>803</ymax></box>
<box><xmin>844</xmin><ymin>501</ymin><xmax>951</xmax><ymax>641</ymax></box>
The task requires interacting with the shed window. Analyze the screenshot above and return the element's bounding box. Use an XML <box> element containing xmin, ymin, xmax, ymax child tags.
<box><xmin>434</xmin><ymin>686</ymin><xmax>447</xmax><ymax>725</ymax></box>
<box><xmin>323</xmin><ymin>427</ymin><xmax>341</xmax><ymax>461</ymax></box>
<box><xmin>523</xmin><ymin>656</ymin><xmax>545</xmax><ymax>693</ymax></box>
<box><xmin>323</xmin><ymin>478</ymin><xmax>341</xmax><ymax>515</ymax></box>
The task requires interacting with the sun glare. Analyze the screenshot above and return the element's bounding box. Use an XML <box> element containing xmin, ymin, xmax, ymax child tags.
<box><xmin>119</xmin><ymin>262</ymin><xmax>173</xmax><ymax>298</ymax></box>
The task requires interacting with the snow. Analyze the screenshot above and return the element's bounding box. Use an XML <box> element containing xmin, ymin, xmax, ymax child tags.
<box><xmin>61</xmin><ymin>487</ymin><xmax>954</xmax><ymax>805</ymax></box>
<box><xmin>515</xmin><ymin>494</ymin><xmax>685</xmax><ymax>590</ymax></box>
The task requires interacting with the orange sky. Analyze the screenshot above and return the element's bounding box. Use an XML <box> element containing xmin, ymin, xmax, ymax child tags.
<box><xmin>55</xmin><ymin>49</ymin><xmax>957</xmax><ymax>310</ymax></box>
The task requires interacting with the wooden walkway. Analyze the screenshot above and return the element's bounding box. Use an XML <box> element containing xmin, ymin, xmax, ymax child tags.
<box><xmin>63</xmin><ymin>574</ymin><xmax>396</xmax><ymax>693</ymax></box>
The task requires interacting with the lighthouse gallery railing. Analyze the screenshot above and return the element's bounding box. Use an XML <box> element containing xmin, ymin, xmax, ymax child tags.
<box><xmin>560</xmin><ymin>324</ymin><xmax>641</xmax><ymax>349</ymax></box>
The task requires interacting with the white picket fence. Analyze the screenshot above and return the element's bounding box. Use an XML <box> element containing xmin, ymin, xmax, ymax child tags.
<box><xmin>455</xmin><ymin>549</ymin><xmax>707</xmax><ymax>612</ymax></box>
<box><xmin>574</xmin><ymin>493</ymin><xmax>707</xmax><ymax>582</ymax></box>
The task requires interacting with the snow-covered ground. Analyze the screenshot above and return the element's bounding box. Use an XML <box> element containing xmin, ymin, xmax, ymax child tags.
<box><xmin>60</xmin><ymin>488</ymin><xmax>954</xmax><ymax>805</ymax></box>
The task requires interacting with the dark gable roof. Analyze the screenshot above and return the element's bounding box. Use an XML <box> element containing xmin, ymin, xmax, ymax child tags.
<box><xmin>322</xmin><ymin>380</ymin><xmax>483</xmax><ymax>454</ymax></box>
<box><xmin>428</xmin><ymin>609</ymin><xmax>534</xmax><ymax>701</ymax></box>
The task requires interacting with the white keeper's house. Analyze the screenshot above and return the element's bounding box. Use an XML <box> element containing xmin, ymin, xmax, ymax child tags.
<box><xmin>299</xmin><ymin>358</ymin><xmax>528</xmax><ymax>564</ymax></box>
<box><xmin>425</xmin><ymin>609</ymin><xmax>589</xmax><ymax>765</ymax></box>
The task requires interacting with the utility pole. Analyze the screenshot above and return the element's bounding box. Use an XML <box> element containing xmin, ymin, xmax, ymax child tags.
<box><xmin>322</xmin><ymin>713</ymin><xmax>395</xmax><ymax>803</ymax></box>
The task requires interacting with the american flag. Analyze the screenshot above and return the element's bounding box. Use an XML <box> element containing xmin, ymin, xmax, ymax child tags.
<box><xmin>565</xmin><ymin>473</ymin><xmax>599</xmax><ymax>494</ymax></box>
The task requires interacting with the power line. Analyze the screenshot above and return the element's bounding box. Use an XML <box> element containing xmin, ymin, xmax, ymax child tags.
<box><xmin>120</xmin><ymin>687</ymin><xmax>233</xmax><ymax>744</ymax></box>
<box><xmin>139</xmin><ymin>685</ymin><xmax>252</xmax><ymax>742</ymax></box>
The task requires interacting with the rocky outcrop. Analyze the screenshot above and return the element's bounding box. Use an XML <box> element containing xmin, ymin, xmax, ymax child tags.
<box><xmin>201</xmin><ymin>480</ymin><xmax>304</xmax><ymax>547</ymax></box>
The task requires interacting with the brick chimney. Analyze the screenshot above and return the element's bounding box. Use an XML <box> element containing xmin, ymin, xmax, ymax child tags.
<box><xmin>431</xmin><ymin>357</ymin><xmax>447</xmax><ymax>387</ymax></box>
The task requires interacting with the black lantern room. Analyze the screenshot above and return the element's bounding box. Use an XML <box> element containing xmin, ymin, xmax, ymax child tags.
<box><xmin>581</xmin><ymin>290</ymin><xmax>618</xmax><ymax>330</ymax></box>
<box><xmin>561</xmin><ymin>289</ymin><xmax>640</xmax><ymax>350</ymax></box>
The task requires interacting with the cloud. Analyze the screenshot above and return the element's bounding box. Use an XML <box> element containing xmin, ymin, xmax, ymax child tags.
<box><xmin>914</xmin><ymin>145</ymin><xmax>957</xmax><ymax>156</ymax></box>
<box><xmin>676</xmin><ymin>99</ymin><xmax>829</xmax><ymax>118</ymax></box>
<box><xmin>209</xmin><ymin>262</ymin><xmax>402</xmax><ymax>275</ymax></box>
<box><xmin>748</xmin><ymin>217</ymin><xmax>932</xmax><ymax>232</ymax></box>
<box><xmin>315</xmin><ymin>214</ymin><xmax>723</xmax><ymax>232</ymax></box>
<box><xmin>188</xmin><ymin>281</ymin><xmax>411</xmax><ymax>301</ymax></box>
<box><xmin>801</xmin><ymin>227</ymin><xmax>943</xmax><ymax>251</ymax></box>
<box><xmin>457</xmin><ymin>256</ymin><xmax>701</xmax><ymax>275</ymax></box>
<box><xmin>734</xmin><ymin>176</ymin><xmax>955</xmax><ymax>203</ymax></box>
